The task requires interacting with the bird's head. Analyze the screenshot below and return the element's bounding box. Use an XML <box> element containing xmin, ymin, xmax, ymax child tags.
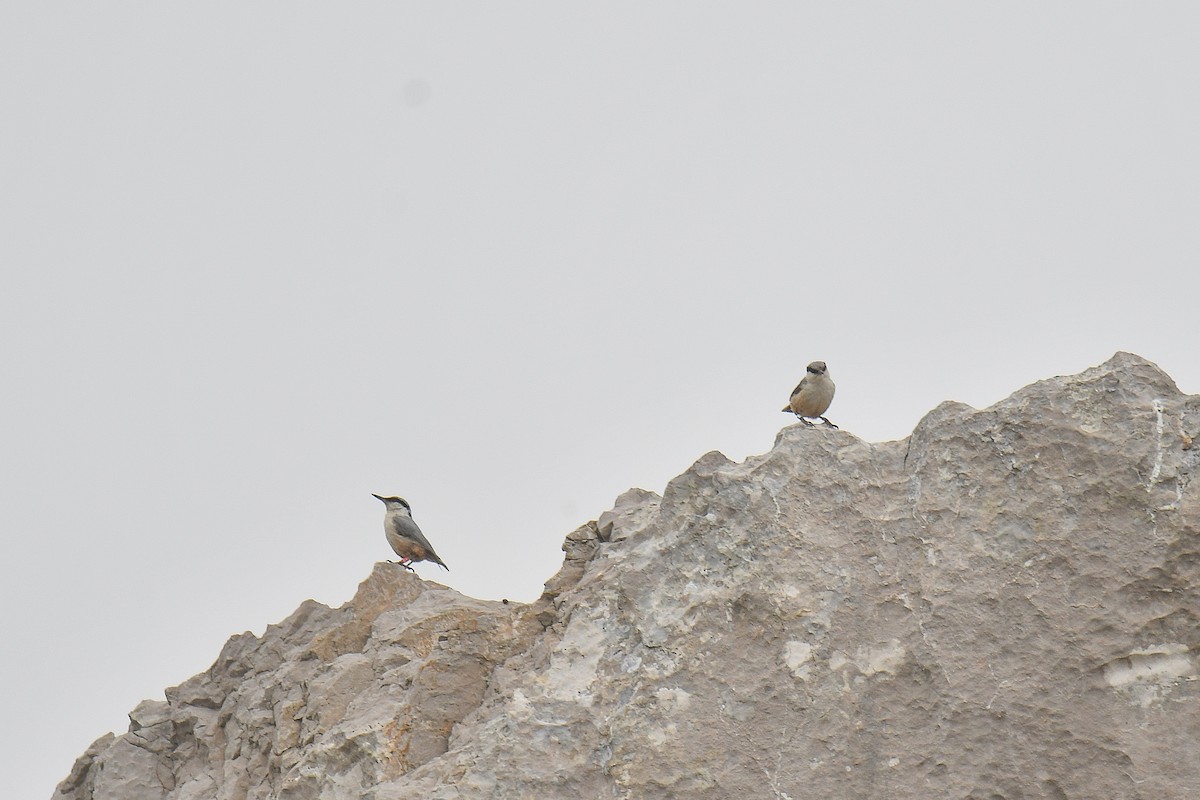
<box><xmin>806</xmin><ymin>361</ymin><xmax>828</xmax><ymax>375</ymax></box>
<box><xmin>372</xmin><ymin>494</ymin><xmax>412</xmax><ymax>513</ymax></box>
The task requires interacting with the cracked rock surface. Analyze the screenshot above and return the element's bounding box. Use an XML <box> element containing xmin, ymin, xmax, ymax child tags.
<box><xmin>55</xmin><ymin>353</ymin><xmax>1200</xmax><ymax>799</ymax></box>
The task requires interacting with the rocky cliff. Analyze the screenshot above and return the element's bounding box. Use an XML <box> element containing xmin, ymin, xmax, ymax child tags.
<box><xmin>54</xmin><ymin>353</ymin><xmax>1200</xmax><ymax>799</ymax></box>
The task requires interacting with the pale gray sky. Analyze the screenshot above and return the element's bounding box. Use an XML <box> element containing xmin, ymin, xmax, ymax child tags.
<box><xmin>4</xmin><ymin>4</ymin><xmax>1199</xmax><ymax>797</ymax></box>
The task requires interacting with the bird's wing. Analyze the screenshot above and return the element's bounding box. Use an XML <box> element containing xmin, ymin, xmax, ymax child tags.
<box><xmin>394</xmin><ymin>516</ymin><xmax>449</xmax><ymax>569</ymax></box>
<box><xmin>393</xmin><ymin>515</ymin><xmax>431</xmax><ymax>547</ymax></box>
<box><xmin>790</xmin><ymin>375</ymin><xmax>809</xmax><ymax>398</ymax></box>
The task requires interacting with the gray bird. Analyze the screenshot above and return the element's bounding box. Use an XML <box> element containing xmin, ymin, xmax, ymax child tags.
<box><xmin>372</xmin><ymin>494</ymin><xmax>449</xmax><ymax>571</ymax></box>
<box><xmin>782</xmin><ymin>361</ymin><xmax>837</xmax><ymax>428</ymax></box>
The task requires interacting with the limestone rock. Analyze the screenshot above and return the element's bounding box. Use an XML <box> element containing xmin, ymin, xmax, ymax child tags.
<box><xmin>53</xmin><ymin>570</ymin><xmax>533</xmax><ymax>800</ymax></box>
<box><xmin>55</xmin><ymin>353</ymin><xmax>1200</xmax><ymax>799</ymax></box>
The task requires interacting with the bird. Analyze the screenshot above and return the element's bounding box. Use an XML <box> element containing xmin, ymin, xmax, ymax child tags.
<box><xmin>371</xmin><ymin>494</ymin><xmax>449</xmax><ymax>571</ymax></box>
<box><xmin>782</xmin><ymin>360</ymin><xmax>837</xmax><ymax>428</ymax></box>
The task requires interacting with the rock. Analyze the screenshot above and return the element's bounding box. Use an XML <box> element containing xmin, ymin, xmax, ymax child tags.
<box><xmin>53</xmin><ymin>569</ymin><xmax>532</xmax><ymax>800</ymax></box>
<box><xmin>54</xmin><ymin>353</ymin><xmax>1200</xmax><ymax>799</ymax></box>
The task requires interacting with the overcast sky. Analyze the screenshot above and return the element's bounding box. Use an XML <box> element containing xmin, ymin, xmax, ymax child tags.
<box><xmin>4</xmin><ymin>4</ymin><xmax>1199</xmax><ymax>798</ymax></box>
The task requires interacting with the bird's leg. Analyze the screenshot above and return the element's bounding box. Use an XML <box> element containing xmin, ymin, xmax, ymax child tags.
<box><xmin>800</xmin><ymin>417</ymin><xmax>816</xmax><ymax>427</ymax></box>
<box><xmin>819</xmin><ymin>416</ymin><xmax>838</xmax><ymax>429</ymax></box>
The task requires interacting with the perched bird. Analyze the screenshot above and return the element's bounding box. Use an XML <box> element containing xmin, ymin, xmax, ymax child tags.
<box><xmin>372</xmin><ymin>494</ymin><xmax>449</xmax><ymax>571</ymax></box>
<box><xmin>782</xmin><ymin>360</ymin><xmax>837</xmax><ymax>428</ymax></box>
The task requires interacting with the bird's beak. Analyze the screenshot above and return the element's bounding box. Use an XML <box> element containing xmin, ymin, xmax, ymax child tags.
<box><xmin>371</xmin><ymin>493</ymin><xmax>385</xmax><ymax>502</ymax></box>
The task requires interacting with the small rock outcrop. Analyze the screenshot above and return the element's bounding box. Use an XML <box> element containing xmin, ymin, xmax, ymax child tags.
<box><xmin>54</xmin><ymin>575</ymin><xmax>536</xmax><ymax>800</ymax></box>
<box><xmin>55</xmin><ymin>353</ymin><xmax>1200</xmax><ymax>799</ymax></box>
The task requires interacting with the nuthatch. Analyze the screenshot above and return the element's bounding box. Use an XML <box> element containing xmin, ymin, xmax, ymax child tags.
<box><xmin>372</xmin><ymin>494</ymin><xmax>449</xmax><ymax>571</ymax></box>
<box><xmin>782</xmin><ymin>361</ymin><xmax>837</xmax><ymax>428</ymax></box>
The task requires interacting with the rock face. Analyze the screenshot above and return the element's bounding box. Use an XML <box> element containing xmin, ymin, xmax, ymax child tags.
<box><xmin>55</xmin><ymin>353</ymin><xmax>1200</xmax><ymax>799</ymax></box>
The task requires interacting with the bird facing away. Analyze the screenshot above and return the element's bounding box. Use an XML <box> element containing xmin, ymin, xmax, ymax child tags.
<box><xmin>372</xmin><ymin>494</ymin><xmax>449</xmax><ymax>571</ymax></box>
<box><xmin>782</xmin><ymin>360</ymin><xmax>837</xmax><ymax>428</ymax></box>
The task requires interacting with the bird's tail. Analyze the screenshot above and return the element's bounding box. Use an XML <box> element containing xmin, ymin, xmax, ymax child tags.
<box><xmin>781</xmin><ymin>406</ymin><xmax>793</xmax><ymax>413</ymax></box>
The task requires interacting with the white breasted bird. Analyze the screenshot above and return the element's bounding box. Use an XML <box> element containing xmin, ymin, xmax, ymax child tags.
<box><xmin>782</xmin><ymin>361</ymin><xmax>837</xmax><ymax>428</ymax></box>
<box><xmin>372</xmin><ymin>494</ymin><xmax>449</xmax><ymax>571</ymax></box>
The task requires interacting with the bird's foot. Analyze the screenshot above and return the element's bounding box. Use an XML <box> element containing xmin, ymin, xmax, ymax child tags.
<box><xmin>800</xmin><ymin>417</ymin><xmax>816</xmax><ymax>427</ymax></box>
<box><xmin>819</xmin><ymin>417</ymin><xmax>838</xmax><ymax>429</ymax></box>
<box><xmin>391</xmin><ymin>559</ymin><xmax>416</xmax><ymax>572</ymax></box>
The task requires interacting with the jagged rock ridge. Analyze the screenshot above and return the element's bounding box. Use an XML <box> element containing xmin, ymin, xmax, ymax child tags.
<box><xmin>55</xmin><ymin>353</ymin><xmax>1200</xmax><ymax>799</ymax></box>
